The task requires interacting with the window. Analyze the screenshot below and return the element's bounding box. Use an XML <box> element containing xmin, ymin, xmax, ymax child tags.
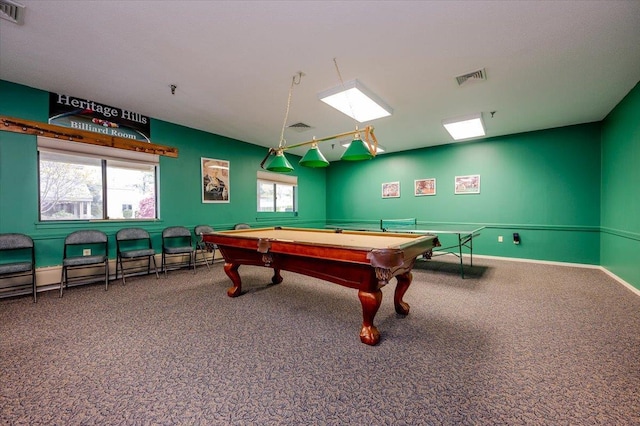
<box><xmin>38</xmin><ymin>137</ymin><xmax>159</xmax><ymax>221</ymax></box>
<box><xmin>257</xmin><ymin>171</ymin><xmax>297</xmax><ymax>213</ymax></box>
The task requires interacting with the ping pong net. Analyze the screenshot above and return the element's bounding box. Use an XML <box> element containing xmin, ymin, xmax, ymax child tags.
<box><xmin>380</xmin><ymin>218</ymin><xmax>418</xmax><ymax>232</ymax></box>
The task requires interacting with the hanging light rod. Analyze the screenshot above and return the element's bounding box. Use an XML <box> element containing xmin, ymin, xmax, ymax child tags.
<box><xmin>259</xmin><ymin>125</ymin><xmax>378</xmax><ymax>171</ymax></box>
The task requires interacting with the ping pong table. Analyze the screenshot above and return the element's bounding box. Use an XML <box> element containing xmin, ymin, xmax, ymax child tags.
<box><xmin>326</xmin><ymin>218</ymin><xmax>484</xmax><ymax>278</ymax></box>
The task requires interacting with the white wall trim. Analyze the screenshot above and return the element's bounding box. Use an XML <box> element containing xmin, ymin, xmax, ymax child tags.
<box><xmin>472</xmin><ymin>254</ymin><xmax>601</xmax><ymax>269</ymax></box>
<box><xmin>453</xmin><ymin>254</ymin><xmax>639</xmax><ymax>297</ymax></box>
<box><xmin>34</xmin><ymin>253</ymin><xmax>219</xmax><ymax>293</ymax></box>
<box><xmin>598</xmin><ymin>266</ymin><xmax>640</xmax><ymax>297</ymax></box>
<box><xmin>33</xmin><ymin>253</ymin><xmax>638</xmax><ymax>298</ymax></box>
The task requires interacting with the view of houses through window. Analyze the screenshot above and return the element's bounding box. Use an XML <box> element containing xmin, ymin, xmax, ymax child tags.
<box><xmin>38</xmin><ymin>150</ymin><xmax>157</xmax><ymax>221</ymax></box>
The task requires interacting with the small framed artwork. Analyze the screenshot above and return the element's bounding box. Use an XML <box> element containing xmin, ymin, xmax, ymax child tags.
<box><xmin>415</xmin><ymin>178</ymin><xmax>436</xmax><ymax>196</ymax></box>
<box><xmin>201</xmin><ymin>158</ymin><xmax>230</xmax><ymax>203</ymax></box>
<box><xmin>454</xmin><ymin>174</ymin><xmax>480</xmax><ymax>194</ymax></box>
<box><xmin>382</xmin><ymin>181</ymin><xmax>400</xmax><ymax>198</ymax></box>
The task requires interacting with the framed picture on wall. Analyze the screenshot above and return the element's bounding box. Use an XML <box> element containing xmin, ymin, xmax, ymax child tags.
<box><xmin>382</xmin><ymin>181</ymin><xmax>400</xmax><ymax>198</ymax></box>
<box><xmin>454</xmin><ymin>174</ymin><xmax>480</xmax><ymax>194</ymax></box>
<box><xmin>201</xmin><ymin>158</ymin><xmax>230</xmax><ymax>203</ymax></box>
<box><xmin>415</xmin><ymin>178</ymin><xmax>436</xmax><ymax>196</ymax></box>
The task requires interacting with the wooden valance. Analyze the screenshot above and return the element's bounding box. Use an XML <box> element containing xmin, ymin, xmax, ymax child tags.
<box><xmin>0</xmin><ymin>115</ymin><xmax>178</xmax><ymax>158</ymax></box>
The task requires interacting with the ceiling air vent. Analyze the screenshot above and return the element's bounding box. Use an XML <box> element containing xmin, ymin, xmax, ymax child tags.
<box><xmin>455</xmin><ymin>68</ymin><xmax>486</xmax><ymax>86</ymax></box>
<box><xmin>0</xmin><ymin>0</ymin><xmax>25</xmax><ymax>25</ymax></box>
<box><xmin>287</xmin><ymin>122</ymin><xmax>314</xmax><ymax>133</ymax></box>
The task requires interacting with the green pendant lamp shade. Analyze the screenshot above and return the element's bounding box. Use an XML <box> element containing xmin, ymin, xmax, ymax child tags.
<box><xmin>266</xmin><ymin>150</ymin><xmax>294</xmax><ymax>173</ymax></box>
<box><xmin>341</xmin><ymin>136</ymin><xmax>373</xmax><ymax>161</ymax></box>
<box><xmin>299</xmin><ymin>144</ymin><xmax>329</xmax><ymax>168</ymax></box>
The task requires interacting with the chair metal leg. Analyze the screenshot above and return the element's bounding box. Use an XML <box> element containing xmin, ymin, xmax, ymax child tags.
<box><xmin>162</xmin><ymin>252</ymin><xmax>167</xmax><ymax>278</ymax></box>
<box><xmin>196</xmin><ymin>246</ymin><xmax>211</xmax><ymax>270</ymax></box>
<box><xmin>204</xmin><ymin>250</ymin><xmax>211</xmax><ymax>269</ymax></box>
<box><xmin>119</xmin><ymin>256</ymin><xmax>127</xmax><ymax>285</ymax></box>
<box><xmin>32</xmin><ymin>270</ymin><xmax>37</xmax><ymax>303</ymax></box>
<box><xmin>59</xmin><ymin>267</ymin><xmax>65</xmax><ymax>298</ymax></box>
<box><xmin>104</xmin><ymin>262</ymin><xmax>109</xmax><ymax>291</ymax></box>
<box><xmin>152</xmin><ymin>256</ymin><xmax>160</xmax><ymax>279</ymax></box>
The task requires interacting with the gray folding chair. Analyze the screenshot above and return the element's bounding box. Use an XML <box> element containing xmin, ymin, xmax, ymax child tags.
<box><xmin>162</xmin><ymin>226</ymin><xmax>195</xmax><ymax>276</ymax></box>
<box><xmin>116</xmin><ymin>228</ymin><xmax>159</xmax><ymax>284</ymax></box>
<box><xmin>60</xmin><ymin>230</ymin><xmax>109</xmax><ymax>297</ymax></box>
<box><xmin>0</xmin><ymin>233</ymin><xmax>36</xmax><ymax>302</ymax></box>
<box><xmin>194</xmin><ymin>225</ymin><xmax>216</xmax><ymax>270</ymax></box>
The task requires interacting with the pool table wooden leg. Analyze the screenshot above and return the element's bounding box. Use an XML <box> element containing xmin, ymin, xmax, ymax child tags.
<box><xmin>224</xmin><ymin>262</ymin><xmax>242</xmax><ymax>297</ymax></box>
<box><xmin>271</xmin><ymin>268</ymin><xmax>283</xmax><ymax>285</ymax></box>
<box><xmin>358</xmin><ymin>288</ymin><xmax>382</xmax><ymax>345</ymax></box>
<box><xmin>394</xmin><ymin>271</ymin><xmax>412</xmax><ymax>315</ymax></box>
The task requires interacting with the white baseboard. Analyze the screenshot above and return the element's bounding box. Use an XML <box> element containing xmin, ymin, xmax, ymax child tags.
<box><xmin>472</xmin><ymin>254</ymin><xmax>601</xmax><ymax>269</ymax></box>
<box><xmin>33</xmin><ymin>253</ymin><xmax>638</xmax><ymax>298</ymax></box>
<box><xmin>34</xmin><ymin>253</ymin><xmax>217</xmax><ymax>293</ymax></box>
<box><xmin>599</xmin><ymin>266</ymin><xmax>640</xmax><ymax>297</ymax></box>
<box><xmin>443</xmin><ymin>254</ymin><xmax>639</xmax><ymax>297</ymax></box>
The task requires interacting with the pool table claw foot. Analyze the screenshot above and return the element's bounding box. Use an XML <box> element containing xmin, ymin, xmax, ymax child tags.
<box><xmin>358</xmin><ymin>289</ymin><xmax>383</xmax><ymax>345</ymax></box>
<box><xmin>271</xmin><ymin>269</ymin><xmax>283</xmax><ymax>284</ymax></box>
<box><xmin>394</xmin><ymin>301</ymin><xmax>410</xmax><ymax>315</ymax></box>
<box><xmin>360</xmin><ymin>325</ymin><xmax>381</xmax><ymax>345</ymax></box>
<box><xmin>394</xmin><ymin>271</ymin><xmax>412</xmax><ymax>315</ymax></box>
<box><xmin>227</xmin><ymin>285</ymin><xmax>242</xmax><ymax>297</ymax></box>
<box><xmin>224</xmin><ymin>262</ymin><xmax>242</xmax><ymax>297</ymax></box>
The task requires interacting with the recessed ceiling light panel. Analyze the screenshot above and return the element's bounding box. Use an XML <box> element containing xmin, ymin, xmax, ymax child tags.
<box><xmin>318</xmin><ymin>79</ymin><xmax>393</xmax><ymax>123</ymax></box>
<box><xmin>442</xmin><ymin>113</ymin><xmax>486</xmax><ymax>141</ymax></box>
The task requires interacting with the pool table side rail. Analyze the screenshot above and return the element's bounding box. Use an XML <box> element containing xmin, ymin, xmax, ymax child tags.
<box><xmin>203</xmin><ymin>227</ymin><xmax>439</xmax><ymax>267</ymax></box>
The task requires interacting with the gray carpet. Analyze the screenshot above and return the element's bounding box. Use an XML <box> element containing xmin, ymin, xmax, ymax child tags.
<box><xmin>1</xmin><ymin>257</ymin><xmax>639</xmax><ymax>425</ymax></box>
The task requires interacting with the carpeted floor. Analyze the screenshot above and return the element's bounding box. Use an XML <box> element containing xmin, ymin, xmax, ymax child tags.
<box><xmin>1</xmin><ymin>257</ymin><xmax>639</xmax><ymax>425</ymax></box>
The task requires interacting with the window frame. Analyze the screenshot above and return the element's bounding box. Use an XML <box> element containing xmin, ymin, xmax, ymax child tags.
<box><xmin>257</xmin><ymin>171</ymin><xmax>298</xmax><ymax>213</ymax></box>
<box><xmin>37</xmin><ymin>136</ymin><xmax>160</xmax><ymax>222</ymax></box>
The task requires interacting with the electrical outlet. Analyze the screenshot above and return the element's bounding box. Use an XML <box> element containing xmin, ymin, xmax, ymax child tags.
<box><xmin>498</xmin><ymin>236</ymin><xmax>503</xmax><ymax>243</ymax></box>
<box><xmin>83</xmin><ymin>249</ymin><xmax>91</xmax><ymax>256</ymax></box>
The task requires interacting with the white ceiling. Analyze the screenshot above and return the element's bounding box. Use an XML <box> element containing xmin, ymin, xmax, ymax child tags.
<box><xmin>1</xmin><ymin>1</ymin><xmax>639</xmax><ymax>161</ymax></box>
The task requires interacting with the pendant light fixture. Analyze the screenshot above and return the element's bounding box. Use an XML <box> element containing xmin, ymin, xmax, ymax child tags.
<box><xmin>299</xmin><ymin>140</ymin><xmax>329</xmax><ymax>168</ymax></box>
<box><xmin>260</xmin><ymin>60</ymin><xmax>383</xmax><ymax>172</ymax></box>
<box><xmin>266</xmin><ymin>148</ymin><xmax>294</xmax><ymax>172</ymax></box>
<box><xmin>340</xmin><ymin>129</ymin><xmax>373</xmax><ymax>161</ymax></box>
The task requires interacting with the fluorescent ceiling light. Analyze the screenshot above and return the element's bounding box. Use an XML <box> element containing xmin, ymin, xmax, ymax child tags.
<box><xmin>442</xmin><ymin>113</ymin><xmax>485</xmax><ymax>140</ymax></box>
<box><xmin>341</xmin><ymin>141</ymin><xmax>385</xmax><ymax>153</ymax></box>
<box><xmin>318</xmin><ymin>79</ymin><xmax>393</xmax><ymax>123</ymax></box>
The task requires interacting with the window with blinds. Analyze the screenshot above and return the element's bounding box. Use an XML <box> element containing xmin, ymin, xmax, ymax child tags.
<box><xmin>37</xmin><ymin>137</ymin><xmax>159</xmax><ymax>221</ymax></box>
<box><xmin>257</xmin><ymin>171</ymin><xmax>297</xmax><ymax>213</ymax></box>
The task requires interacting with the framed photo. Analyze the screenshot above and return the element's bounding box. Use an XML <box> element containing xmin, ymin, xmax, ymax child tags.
<box><xmin>454</xmin><ymin>174</ymin><xmax>480</xmax><ymax>194</ymax></box>
<box><xmin>414</xmin><ymin>178</ymin><xmax>436</xmax><ymax>196</ymax></box>
<box><xmin>382</xmin><ymin>181</ymin><xmax>400</xmax><ymax>198</ymax></box>
<box><xmin>201</xmin><ymin>158</ymin><xmax>230</xmax><ymax>203</ymax></box>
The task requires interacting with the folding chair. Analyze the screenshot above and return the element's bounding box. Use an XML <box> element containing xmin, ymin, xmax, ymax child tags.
<box><xmin>194</xmin><ymin>225</ymin><xmax>216</xmax><ymax>270</ymax></box>
<box><xmin>161</xmin><ymin>226</ymin><xmax>195</xmax><ymax>276</ymax></box>
<box><xmin>0</xmin><ymin>233</ymin><xmax>36</xmax><ymax>302</ymax></box>
<box><xmin>116</xmin><ymin>228</ymin><xmax>159</xmax><ymax>284</ymax></box>
<box><xmin>60</xmin><ymin>230</ymin><xmax>109</xmax><ymax>297</ymax></box>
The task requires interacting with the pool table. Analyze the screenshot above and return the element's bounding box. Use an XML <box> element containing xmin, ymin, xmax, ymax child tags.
<box><xmin>203</xmin><ymin>227</ymin><xmax>440</xmax><ymax>345</ymax></box>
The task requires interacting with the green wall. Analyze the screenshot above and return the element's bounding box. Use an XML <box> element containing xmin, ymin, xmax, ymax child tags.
<box><xmin>327</xmin><ymin>124</ymin><xmax>602</xmax><ymax>265</ymax></box>
<box><xmin>0</xmin><ymin>80</ymin><xmax>327</xmax><ymax>269</ymax></box>
<box><xmin>600</xmin><ymin>82</ymin><xmax>640</xmax><ymax>289</ymax></box>
<box><xmin>2</xmin><ymin>79</ymin><xmax>639</xmax><ymax>291</ymax></box>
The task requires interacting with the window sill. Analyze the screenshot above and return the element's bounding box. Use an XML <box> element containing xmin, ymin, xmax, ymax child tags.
<box><xmin>256</xmin><ymin>212</ymin><xmax>298</xmax><ymax>221</ymax></box>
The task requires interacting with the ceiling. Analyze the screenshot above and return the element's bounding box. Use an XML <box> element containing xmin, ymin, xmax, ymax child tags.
<box><xmin>1</xmin><ymin>1</ymin><xmax>639</xmax><ymax>161</ymax></box>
